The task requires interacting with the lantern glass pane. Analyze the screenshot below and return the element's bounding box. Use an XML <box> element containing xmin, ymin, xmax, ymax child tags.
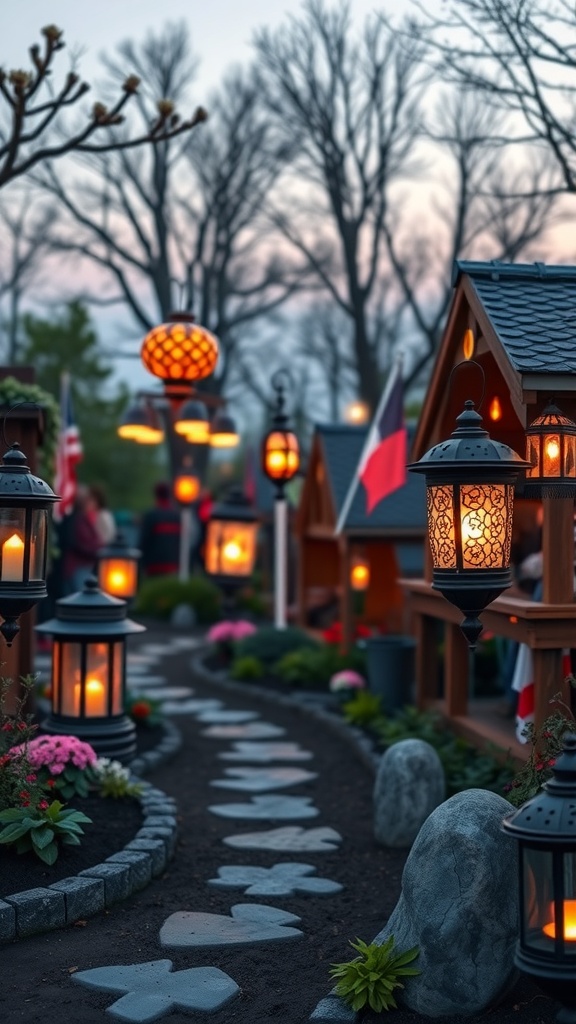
<box><xmin>206</xmin><ymin>521</ymin><xmax>257</xmax><ymax>577</ymax></box>
<box><xmin>265</xmin><ymin>431</ymin><xmax>299</xmax><ymax>480</ymax></box>
<box><xmin>99</xmin><ymin>558</ymin><xmax>138</xmax><ymax>599</ymax></box>
<box><xmin>543</xmin><ymin>434</ymin><xmax>561</xmax><ymax>477</ymax></box>
<box><xmin>29</xmin><ymin>509</ymin><xmax>47</xmax><ymax>581</ymax></box>
<box><xmin>85</xmin><ymin>641</ymin><xmax>113</xmax><ymax>717</ymax></box>
<box><xmin>0</xmin><ymin>508</ymin><xmax>26</xmax><ymax>582</ymax></box>
<box><xmin>427</xmin><ymin>485</ymin><xmax>457</xmax><ymax>569</ymax></box>
<box><xmin>564</xmin><ymin>436</ymin><xmax>576</xmax><ymax>479</ymax></box>
<box><xmin>526</xmin><ymin>435</ymin><xmax>541</xmax><ymax>480</ymax></box>
<box><xmin>60</xmin><ymin>642</ymin><xmax>82</xmax><ymax>716</ymax></box>
<box><xmin>522</xmin><ymin>847</ymin><xmax>576</xmax><ymax>956</ymax></box>
<box><xmin>460</xmin><ymin>483</ymin><xmax>512</xmax><ymax>570</ymax></box>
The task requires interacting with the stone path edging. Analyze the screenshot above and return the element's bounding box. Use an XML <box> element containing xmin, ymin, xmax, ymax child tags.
<box><xmin>0</xmin><ymin>719</ymin><xmax>183</xmax><ymax>943</ymax></box>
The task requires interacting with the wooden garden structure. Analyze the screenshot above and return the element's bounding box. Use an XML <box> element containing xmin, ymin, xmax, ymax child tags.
<box><xmin>405</xmin><ymin>260</ymin><xmax>576</xmax><ymax>755</ymax></box>
<box><xmin>296</xmin><ymin>423</ymin><xmax>426</xmax><ymax>644</ymax></box>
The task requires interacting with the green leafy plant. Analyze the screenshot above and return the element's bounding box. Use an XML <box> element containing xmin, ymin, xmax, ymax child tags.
<box><xmin>274</xmin><ymin>643</ymin><xmax>367</xmax><ymax>688</ymax></box>
<box><xmin>0</xmin><ymin>800</ymin><xmax>92</xmax><ymax>865</ymax></box>
<box><xmin>342</xmin><ymin>689</ymin><xmax>383</xmax><ymax>726</ymax></box>
<box><xmin>0</xmin><ymin>377</ymin><xmax>60</xmax><ymax>483</ymax></box>
<box><xmin>134</xmin><ymin>574</ymin><xmax>221</xmax><ymax>623</ymax></box>
<box><xmin>231</xmin><ymin>656</ymin><xmax>264</xmax><ymax>681</ymax></box>
<box><xmin>504</xmin><ymin>698</ymin><xmax>575</xmax><ymax>807</ymax></box>
<box><xmin>235</xmin><ymin>625</ymin><xmax>319</xmax><ymax>667</ymax></box>
<box><xmin>330</xmin><ymin>936</ymin><xmax>420</xmax><ymax>1012</ymax></box>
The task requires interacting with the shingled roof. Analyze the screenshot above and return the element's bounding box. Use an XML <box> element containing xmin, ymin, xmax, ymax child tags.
<box><xmin>317</xmin><ymin>423</ymin><xmax>426</xmax><ymax>532</ymax></box>
<box><xmin>454</xmin><ymin>260</ymin><xmax>576</xmax><ymax>375</ymax></box>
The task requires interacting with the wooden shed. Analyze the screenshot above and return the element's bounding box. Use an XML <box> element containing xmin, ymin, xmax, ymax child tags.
<box><xmin>295</xmin><ymin>423</ymin><xmax>426</xmax><ymax>642</ymax></box>
<box><xmin>405</xmin><ymin>259</ymin><xmax>576</xmax><ymax>756</ymax></box>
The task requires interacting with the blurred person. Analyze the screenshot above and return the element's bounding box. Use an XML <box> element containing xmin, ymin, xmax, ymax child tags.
<box><xmin>138</xmin><ymin>481</ymin><xmax>181</xmax><ymax>578</ymax></box>
<box><xmin>89</xmin><ymin>483</ymin><xmax>117</xmax><ymax>545</ymax></box>
<box><xmin>59</xmin><ymin>485</ymin><xmax>102</xmax><ymax>595</ymax></box>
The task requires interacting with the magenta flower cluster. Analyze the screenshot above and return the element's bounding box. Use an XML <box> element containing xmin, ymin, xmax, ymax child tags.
<box><xmin>11</xmin><ymin>735</ymin><xmax>97</xmax><ymax>776</ymax></box>
<box><xmin>207</xmin><ymin>620</ymin><xmax>257</xmax><ymax>643</ymax></box>
<box><xmin>329</xmin><ymin>670</ymin><xmax>366</xmax><ymax>692</ymax></box>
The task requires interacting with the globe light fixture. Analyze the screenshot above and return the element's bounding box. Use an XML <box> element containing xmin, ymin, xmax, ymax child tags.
<box><xmin>344</xmin><ymin>399</ymin><xmax>370</xmax><ymax>425</ymax></box>
<box><xmin>0</xmin><ymin>443</ymin><xmax>60</xmax><ymax>644</ymax></box>
<box><xmin>174</xmin><ymin>398</ymin><xmax>210</xmax><ymax>443</ymax></box>
<box><xmin>502</xmin><ymin>733</ymin><xmax>576</xmax><ymax>1023</ymax></box>
<box><xmin>209</xmin><ymin>412</ymin><xmax>240</xmax><ymax>449</ymax></box>
<box><xmin>173</xmin><ymin>472</ymin><xmax>201</xmax><ymax>505</ymax></box>
<box><xmin>38</xmin><ymin>577</ymin><xmax>145</xmax><ymax>763</ymax></box>
<box><xmin>409</xmin><ymin>398</ymin><xmax>530</xmax><ymax>648</ymax></box>
<box><xmin>350</xmin><ymin>554</ymin><xmax>370</xmax><ymax>592</ymax></box>
<box><xmin>97</xmin><ymin>533</ymin><xmax>141</xmax><ymax>601</ymax></box>
<box><xmin>140</xmin><ymin>312</ymin><xmax>219</xmax><ymax>386</ymax></box>
<box><xmin>524</xmin><ymin>400</ymin><xmax>576</xmax><ymax>498</ymax></box>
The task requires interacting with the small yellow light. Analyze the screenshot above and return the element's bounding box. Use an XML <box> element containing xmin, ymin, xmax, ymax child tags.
<box><xmin>462</xmin><ymin>329</ymin><xmax>475</xmax><ymax>360</ymax></box>
<box><xmin>546</xmin><ymin>438</ymin><xmax>560</xmax><ymax>461</ymax></box>
<box><xmin>489</xmin><ymin>397</ymin><xmax>502</xmax><ymax>422</ymax></box>
<box><xmin>173</xmin><ymin>475</ymin><xmax>200</xmax><ymax>504</ymax></box>
<box><xmin>344</xmin><ymin>400</ymin><xmax>370</xmax><ymax>425</ymax></box>
<box><xmin>210</xmin><ymin>432</ymin><xmax>239</xmax><ymax>449</ymax></box>
<box><xmin>222</xmin><ymin>540</ymin><xmax>242</xmax><ymax>562</ymax></box>
<box><xmin>350</xmin><ymin>557</ymin><xmax>370</xmax><ymax>591</ymax></box>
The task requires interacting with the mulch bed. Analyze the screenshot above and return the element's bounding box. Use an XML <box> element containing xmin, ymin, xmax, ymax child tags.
<box><xmin>0</xmin><ymin>638</ymin><xmax>559</xmax><ymax>1023</ymax></box>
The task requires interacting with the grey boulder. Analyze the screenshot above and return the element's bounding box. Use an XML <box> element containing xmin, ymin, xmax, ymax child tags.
<box><xmin>374</xmin><ymin>788</ymin><xmax>518</xmax><ymax>1017</ymax></box>
<box><xmin>374</xmin><ymin>738</ymin><xmax>445</xmax><ymax>847</ymax></box>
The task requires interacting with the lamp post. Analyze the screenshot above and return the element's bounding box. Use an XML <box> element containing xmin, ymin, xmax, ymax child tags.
<box><xmin>262</xmin><ymin>370</ymin><xmax>300</xmax><ymax>629</ymax></box>
<box><xmin>173</xmin><ymin>466</ymin><xmax>201</xmax><ymax>582</ymax></box>
<box><xmin>0</xmin><ymin>443</ymin><xmax>60</xmax><ymax>645</ymax></box>
<box><xmin>204</xmin><ymin>489</ymin><xmax>258</xmax><ymax>614</ymax></box>
<box><xmin>37</xmin><ymin>577</ymin><xmax>145</xmax><ymax>763</ymax></box>
<box><xmin>502</xmin><ymin>733</ymin><xmax>576</xmax><ymax>1023</ymax></box>
<box><xmin>409</xmin><ymin>398</ymin><xmax>530</xmax><ymax>648</ymax></box>
<box><xmin>97</xmin><ymin>532</ymin><xmax>141</xmax><ymax>602</ymax></box>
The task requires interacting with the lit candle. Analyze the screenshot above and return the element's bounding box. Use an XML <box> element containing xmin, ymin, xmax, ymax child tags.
<box><xmin>543</xmin><ymin>900</ymin><xmax>576</xmax><ymax>940</ymax></box>
<box><xmin>108</xmin><ymin>568</ymin><xmax>128</xmax><ymax>592</ymax></box>
<box><xmin>2</xmin><ymin>532</ymin><xmax>24</xmax><ymax>581</ymax></box>
<box><xmin>489</xmin><ymin>396</ymin><xmax>502</xmax><ymax>422</ymax></box>
<box><xmin>85</xmin><ymin>677</ymin><xmax>106</xmax><ymax>716</ymax></box>
<box><xmin>351</xmin><ymin>562</ymin><xmax>370</xmax><ymax>590</ymax></box>
<box><xmin>223</xmin><ymin>540</ymin><xmax>242</xmax><ymax>563</ymax></box>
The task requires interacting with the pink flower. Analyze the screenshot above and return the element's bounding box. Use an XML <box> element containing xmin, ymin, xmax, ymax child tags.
<box><xmin>231</xmin><ymin>621</ymin><xmax>257</xmax><ymax>640</ymax></box>
<box><xmin>11</xmin><ymin>735</ymin><xmax>97</xmax><ymax>774</ymax></box>
<box><xmin>207</xmin><ymin>620</ymin><xmax>257</xmax><ymax>644</ymax></box>
<box><xmin>329</xmin><ymin>670</ymin><xmax>366</xmax><ymax>693</ymax></box>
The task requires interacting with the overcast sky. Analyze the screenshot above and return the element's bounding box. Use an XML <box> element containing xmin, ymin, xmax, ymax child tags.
<box><xmin>3</xmin><ymin>0</ymin><xmax>388</xmax><ymax>98</ymax></box>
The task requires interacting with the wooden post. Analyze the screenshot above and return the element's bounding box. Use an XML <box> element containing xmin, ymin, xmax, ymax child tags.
<box><xmin>296</xmin><ymin>537</ymin><xmax>307</xmax><ymax>628</ymax></box>
<box><xmin>340</xmin><ymin>537</ymin><xmax>353</xmax><ymax>652</ymax></box>
<box><xmin>533</xmin><ymin>648</ymin><xmax>570</xmax><ymax>731</ymax></box>
<box><xmin>445</xmin><ymin>621</ymin><xmax>469</xmax><ymax>717</ymax></box>
<box><xmin>415</xmin><ymin>613</ymin><xmax>439</xmax><ymax>708</ymax></box>
<box><xmin>542</xmin><ymin>496</ymin><xmax>573</xmax><ymax>604</ymax></box>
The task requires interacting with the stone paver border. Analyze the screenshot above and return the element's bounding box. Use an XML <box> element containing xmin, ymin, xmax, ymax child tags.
<box><xmin>0</xmin><ymin>719</ymin><xmax>182</xmax><ymax>942</ymax></box>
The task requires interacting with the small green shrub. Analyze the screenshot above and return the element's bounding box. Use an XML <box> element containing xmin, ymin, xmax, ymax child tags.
<box><xmin>504</xmin><ymin>703</ymin><xmax>575</xmax><ymax>806</ymax></box>
<box><xmin>330</xmin><ymin>936</ymin><xmax>420</xmax><ymax>1012</ymax></box>
<box><xmin>134</xmin><ymin>574</ymin><xmax>221</xmax><ymax>623</ymax></box>
<box><xmin>275</xmin><ymin>644</ymin><xmax>367</xmax><ymax>688</ymax></box>
<box><xmin>235</xmin><ymin>626</ymin><xmax>319</xmax><ymax>667</ymax></box>
<box><xmin>231</xmin><ymin>656</ymin><xmax>265</xmax><ymax>681</ymax></box>
<box><xmin>0</xmin><ymin>800</ymin><xmax>92</xmax><ymax>865</ymax></box>
<box><xmin>342</xmin><ymin>690</ymin><xmax>383</xmax><ymax>726</ymax></box>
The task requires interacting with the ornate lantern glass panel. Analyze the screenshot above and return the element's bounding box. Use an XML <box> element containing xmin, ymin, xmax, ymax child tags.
<box><xmin>204</xmin><ymin>491</ymin><xmax>258</xmax><ymax>583</ymax></box>
<box><xmin>37</xmin><ymin>578</ymin><xmax>145</xmax><ymax>762</ymax></box>
<box><xmin>173</xmin><ymin>473</ymin><xmax>200</xmax><ymax>505</ymax></box>
<box><xmin>140</xmin><ymin>313</ymin><xmax>219</xmax><ymax>384</ymax></box>
<box><xmin>97</xmin><ymin>533</ymin><xmax>141</xmax><ymax>601</ymax></box>
<box><xmin>174</xmin><ymin>398</ymin><xmax>210</xmax><ymax>443</ymax></box>
<box><xmin>0</xmin><ymin>443</ymin><xmax>60</xmax><ymax>645</ymax></box>
<box><xmin>350</xmin><ymin>555</ymin><xmax>370</xmax><ymax>591</ymax></box>
<box><xmin>409</xmin><ymin>400</ymin><xmax>530</xmax><ymax>648</ymax></box>
<box><xmin>524</xmin><ymin>401</ymin><xmax>576</xmax><ymax>497</ymax></box>
<box><xmin>502</xmin><ymin>734</ymin><xmax>576</xmax><ymax>1020</ymax></box>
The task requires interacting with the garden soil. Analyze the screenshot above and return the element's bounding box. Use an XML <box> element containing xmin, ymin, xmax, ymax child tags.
<box><xmin>0</xmin><ymin>634</ymin><xmax>559</xmax><ymax>1023</ymax></box>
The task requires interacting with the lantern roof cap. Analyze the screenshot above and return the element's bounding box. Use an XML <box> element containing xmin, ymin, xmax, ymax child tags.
<box><xmin>36</xmin><ymin>576</ymin><xmax>145</xmax><ymax>636</ymax></box>
<box><xmin>97</xmin><ymin>531</ymin><xmax>141</xmax><ymax>561</ymax></box>
<box><xmin>211</xmin><ymin>488</ymin><xmax>258</xmax><ymax>523</ymax></box>
<box><xmin>528</xmin><ymin>400</ymin><xmax>576</xmax><ymax>432</ymax></box>
<box><xmin>502</xmin><ymin>733</ymin><xmax>576</xmax><ymax>842</ymax></box>
<box><xmin>0</xmin><ymin>443</ymin><xmax>60</xmax><ymax>503</ymax></box>
<box><xmin>409</xmin><ymin>400</ymin><xmax>531</xmax><ymax>475</ymax></box>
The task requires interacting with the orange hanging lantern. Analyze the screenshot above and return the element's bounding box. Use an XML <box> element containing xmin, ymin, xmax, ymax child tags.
<box><xmin>140</xmin><ymin>312</ymin><xmax>219</xmax><ymax>385</ymax></box>
<box><xmin>262</xmin><ymin>371</ymin><xmax>300</xmax><ymax>493</ymax></box>
<box><xmin>173</xmin><ymin>473</ymin><xmax>201</xmax><ymax>505</ymax></box>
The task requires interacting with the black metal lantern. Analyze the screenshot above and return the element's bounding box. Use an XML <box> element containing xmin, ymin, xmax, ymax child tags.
<box><xmin>209</xmin><ymin>411</ymin><xmax>240</xmax><ymax>449</ymax></box>
<box><xmin>37</xmin><ymin>577</ymin><xmax>145</xmax><ymax>763</ymax></box>
<box><xmin>262</xmin><ymin>370</ymin><xmax>300</xmax><ymax>495</ymax></box>
<box><xmin>0</xmin><ymin>443</ymin><xmax>60</xmax><ymax>645</ymax></box>
<box><xmin>502</xmin><ymin>733</ymin><xmax>576</xmax><ymax>1022</ymax></box>
<box><xmin>204</xmin><ymin>489</ymin><xmax>258</xmax><ymax>591</ymax></box>
<box><xmin>97</xmin><ymin>532</ymin><xmax>141</xmax><ymax>601</ymax></box>
<box><xmin>524</xmin><ymin>401</ymin><xmax>576</xmax><ymax>498</ymax></box>
<box><xmin>409</xmin><ymin>399</ymin><xmax>530</xmax><ymax>648</ymax></box>
<box><xmin>173</xmin><ymin>398</ymin><xmax>210</xmax><ymax>444</ymax></box>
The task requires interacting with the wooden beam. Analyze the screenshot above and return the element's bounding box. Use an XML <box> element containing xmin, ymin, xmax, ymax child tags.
<box><xmin>444</xmin><ymin>622</ymin><xmax>469</xmax><ymax>717</ymax></box>
<box><xmin>533</xmin><ymin>648</ymin><xmax>571</xmax><ymax>733</ymax></box>
<box><xmin>414</xmin><ymin>614</ymin><xmax>439</xmax><ymax>707</ymax></box>
<box><xmin>542</xmin><ymin>496</ymin><xmax>574</xmax><ymax>604</ymax></box>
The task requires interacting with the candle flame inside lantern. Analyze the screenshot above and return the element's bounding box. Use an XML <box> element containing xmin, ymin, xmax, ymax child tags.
<box><xmin>2</xmin><ymin>532</ymin><xmax>24</xmax><ymax>581</ymax></box>
<box><xmin>543</xmin><ymin>900</ymin><xmax>576</xmax><ymax>940</ymax></box>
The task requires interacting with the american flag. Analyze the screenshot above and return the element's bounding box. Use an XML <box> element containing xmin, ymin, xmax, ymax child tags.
<box><xmin>53</xmin><ymin>373</ymin><xmax>82</xmax><ymax>521</ymax></box>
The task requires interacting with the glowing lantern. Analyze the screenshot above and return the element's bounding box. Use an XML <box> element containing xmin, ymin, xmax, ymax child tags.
<box><xmin>38</xmin><ymin>577</ymin><xmax>145</xmax><ymax>762</ymax></box>
<box><xmin>97</xmin><ymin>533</ymin><xmax>140</xmax><ymax>601</ymax></box>
<box><xmin>350</xmin><ymin>555</ymin><xmax>370</xmax><ymax>591</ymax></box>
<box><xmin>117</xmin><ymin>403</ymin><xmax>164</xmax><ymax>444</ymax></box>
<box><xmin>209</xmin><ymin>412</ymin><xmax>240</xmax><ymax>449</ymax></box>
<box><xmin>524</xmin><ymin>401</ymin><xmax>576</xmax><ymax>497</ymax></box>
<box><xmin>174</xmin><ymin>398</ymin><xmax>210</xmax><ymax>443</ymax></box>
<box><xmin>204</xmin><ymin>490</ymin><xmax>258</xmax><ymax>584</ymax></box>
<box><xmin>140</xmin><ymin>312</ymin><xmax>219</xmax><ymax>385</ymax></box>
<box><xmin>344</xmin><ymin>400</ymin><xmax>370</xmax><ymax>425</ymax></box>
<box><xmin>262</xmin><ymin>372</ymin><xmax>300</xmax><ymax>493</ymax></box>
<box><xmin>173</xmin><ymin>473</ymin><xmax>201</xmax><ymax>505</ymax></box>
<box><xmin>409</xmin><ymin>399</ymin><xmax>530</xmax><ymax>648</ymax></box>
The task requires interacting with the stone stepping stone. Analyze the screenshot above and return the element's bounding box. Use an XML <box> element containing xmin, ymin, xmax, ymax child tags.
<box><xmin>219</xmin><ymin>742</ymin><xmax>313</xmax><ymax>763</ymax></box>
<box><xmin>210</xmin><ymin>767</ymin><xmax>318</xmax><ymax>792</ymax></box>
<box><xmin>170</xmin><ymin>637</ymin><xmax>202</xmax><ymax>649</ymax></box>
<box><xmin>130</xmin><ymin>686</ymin><xmax>194</xmax><ymax>700</ymax></box>
<box><xmin>196</xmin><ymin>710</ymin><xmax>259</xmax><ymax>724</ymax></box>
<box><xmin>209</xmin><ymin>863</ymin><xmax>343</xmax><ymax>897</ymax></box>
<box><xmin>139</xmin><ymin>644</ymin><xmax>174</xmax><ymax>657</ymax></box>
<box><xmin>34</xmin><ymin>654</ymin><xmax>51</xmax><ymax>672</ymax></box>
<box><xmin>202</xmin><ymin>722</ymin><xmax>285</xmax><ymax>740</ymax></box>
<box><xmin>161</xmin><ymin>699</ymin><xmax>222</xmax><ymax>716</ymax></box>
<box><xmin>126</xmin><ymin>676</ymin><xmax>167</xmax><ymax>688</ymax></box>
<box><xmin>125</xmin><ymin>662</ymin><xmax>158</xmax><ymax>675</ymax></box>
<box><xmin>159</xmin><ymin>904</ymin><xmax>303</xmax><ymax>948</ymax></box>
<box><xmin>209</xmin><ymin>795</ymin><xmax>319</xmax><ymax>820</ymax></box>
<box><xmin>223</xmin><ymin>826</ymin><xmax>342</xmax><ymax>853</ymax></box>
<box><xmin>72</xmin><ymin>959</ymin><xmax>239</xmax><ymax>1021</ymax></box>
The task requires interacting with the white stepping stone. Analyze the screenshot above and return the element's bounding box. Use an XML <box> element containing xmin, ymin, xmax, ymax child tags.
<box><xmin>127</xmin><ymin>655</ymin><xmax>160</xmax><ymax>668</ymax></box>
<box><xmin>160</xmin><ymin>904</ymin><xmax>303</xmax><ymax>948</ymax></box>
<box><xmin>220</xmin><ymin>742</ymin><xmax>313</xmax><ymax>763</ymax></box>
<box><xmin>126</xmin><ymin>675</ymin><xmax>167</xmax><ymax>688</ymax></box>
<box><xmin>139</xmin><ymin>644</ymin><xmax>174</xmax><ymax>657</ymax></box>
<box><xmin>210</xmin><ymin>767</ymin><xmax>318</xmax><ymax>792</ymax></box>
<box><xmin>161</xmin><ymin>699</ymin><xmax>222</xmax><ymax>715</ymax></box>
<box><xmin>72</xmin><ymin>960</ymin><xmax>239</xmax><ymax>1021</ymax></box>
<box><xmin>209</xmin><ymin>795</ymin><xmax>319</xmax><ymax>820</ymax></box>
<box><xmin>224</xmin><ymin>826</ymin><xmax>342</xmax><ymax>853</ymax></box>
<box><xmin>170</xmin><ymin>637</ymin><xmax>202</xmax><ymax>649</ymax></box>
<box><xmin>196</xmin><ymin>710</ymin><xmax>259</xmax><ymax>724</ymax></box>
<box><xmin>202</xmin><ymin>722</ymin><xmax>285</xmax><ymax>740</ymax></box>
<box><xmin>209</xmin><ymin>863</ymin><xmax>343</xmax><ymax>897</ymax></box>
<box><xmin>130</xmin><ymin>686</ymin><xmax>194</xmax><ymax>700</ymax></box>
<box><xmin>125</xmin><ymin>662</ymin><xmax>157</xmax><ymax>676</ymax></box>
